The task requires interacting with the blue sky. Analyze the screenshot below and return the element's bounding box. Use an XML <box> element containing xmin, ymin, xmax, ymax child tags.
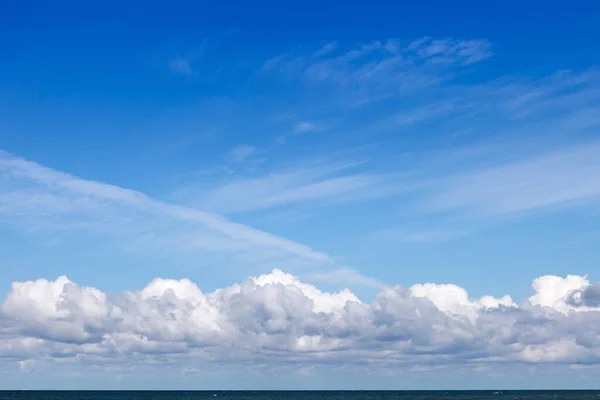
<box><xmin>1</xmin><ymin>0</ymin><xmax>600</xmax><ymax>390</ymax></box>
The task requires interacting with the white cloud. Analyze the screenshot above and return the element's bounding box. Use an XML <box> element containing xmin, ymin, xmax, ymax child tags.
<box><xmin>301</xmin><ymin>37</ymin><xmax>484</xmax><ymax>84</ymax></box>
<box><xmin>408</xmin><ymin>37</ymin><xmax>492</xmax><ymax>65</ymax></box>
<box><xmin>195</xmin><ymin>160</ymin><xmax>402</xmax><ymax>215</ymax></box>
<box><xmin>422</xmin><ymin>141</ymin><xmax>600</xmax><ymax>217</ymax></box>
<box><xmin>227</xmin><ymin>144</ymin><xmax>256</xmax><ymax>162</ymax></box>
<box><xmin>409</xmin><ymin>282</ymin><xmax>515</xmax><ymax>323</ymax></box>
<box><xmin>293</xmin><ymin>121</ymin><xmax>324</xmax><ymax>134</ymax></box>
<box><xmin>366</xmin><ymin>226</ymin><xmax>470</xmax><ymax>244</ymax></box>
<box><xmin>169</xmin><ymin>58</ymin><xmax>193</xmax><ymax>77</ymax></box>
<box><xmin>260</xmin><ymin>37</ymin><xmax>493</xmax><ymax>108</ymax></box>
<box><xmin>529</xmin><ymin>275</ymin><xmax>590</xmax><ymax>314</ymax></box>
<box><xmin>0</xmin><ymin>149</ymin><xmax>332</xmax><ymax>270</ymax></box>
<box><xmin>167</xmin><ymin>42</ymin><xmax>207</xmax><ymax>77</ymax></box>
<box><xmin>247</xmin><ymin>269</ymin><xmax>362</xmax><ymax>314</ymax></box>
<box><xmin>2</xmin><ymin>270</ymin><xmax>600</xmax><ymax>372</ymax></box>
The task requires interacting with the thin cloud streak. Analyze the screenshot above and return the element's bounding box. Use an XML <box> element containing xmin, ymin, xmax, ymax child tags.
<box><xmin>259</xmin><ymin>37</ymin><xmax>493</xmax><ymax>109</ymax></box>
<box><xmin>0</xmin><ymin>149</ymin><xmax>332</xmax><ymax>266</ymax></box>
<box><xmin>422</xmin><ymin>141</ymin><xmax>600</xmax><ymax>217</ymax></box>
<box><xmin>194</xmin><ymin>159</ymin><xmax>406</xmax><ymax>215</ymax></box>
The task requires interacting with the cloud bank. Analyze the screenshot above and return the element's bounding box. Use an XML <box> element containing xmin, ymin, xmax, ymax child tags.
<box><xmin>2</xmin><ymin>270</ymin><xmax>600</xmax><ymax>372</ymax></box>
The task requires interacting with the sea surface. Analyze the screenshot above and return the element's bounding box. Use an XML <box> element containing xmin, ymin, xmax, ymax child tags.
<box><xmin>1</xmin><ymin>392</ymin><xmax>599</xmax><ymax>400</ymax></box>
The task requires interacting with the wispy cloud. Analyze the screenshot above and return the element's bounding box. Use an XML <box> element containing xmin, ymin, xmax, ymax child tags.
<box><xmin>260</xmin><ymin>37</ymin><xmax>492</xmax><ymax>107</ymax></box>
<box><xmin>293</xmin><ymin>121</ymin><xmax>325</xmax><ymax>134</ymax></box>
<box><xmin>193</xmin><ymin>159</ymin><xmax>405</xmax><ymax>215</ymax></box>
<box><xmin>366</xmin><ymin>226</ymin><xmax>470</xmax><ymax>244</ymax></box>
<box><xmin>168</xmin><ymin>58</ymin><xmax>194</xmax><ymax>77</ymax></box>
<box><xmin>0</xmin><ymin>149</ymin><xmax>333</xmax><ymax>271</ymax></box>
<box><xmin>168</xmin><ymin>45</ymin><xmax>206</xmax><ymax>77</ymax></box>
<box><xmin>422</xmin><ymin>141</ymin><xmax>600</xmax><ymax>217</ymax></box>
<box><xmin>274</xmin><ymin>120</ymin><xmax>332</xmax><ymax>146</ymax></box>
<box><xmin>357</xmin><ymin>138</ymin><xmax>600</xmax><ymax>243</ymax></box>
<box><xmin>227</xmin><ymin>144</ymin><xmax>256</xmax><ymax>162</ymax></box>
<box><xmin>311</xmin><ymin>41</ymin><xmax>338</xmax><ymax>58</ymax></box>
<box><xmin>165</xmin><ymin>30</ymin><xmax>239</xmax><ymax>78</ymax></box>
<box><xmin>408</xmin><ymin>37</ymin><xmax>492</xmax><ymax>65</ymax></box>
<box><xmin>159</xmin><ymin>40</ymin><xmax>599</xmax><ymax>249</ymax></box>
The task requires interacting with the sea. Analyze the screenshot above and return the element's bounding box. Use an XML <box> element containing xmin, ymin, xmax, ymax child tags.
<box><xmin>0</xmin><ymin>392</ymin><xmax>599</xmax><ymax>400</ymax></box>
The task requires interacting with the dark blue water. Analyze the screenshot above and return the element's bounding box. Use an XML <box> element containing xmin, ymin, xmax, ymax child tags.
<box><xmin>1</xmin><ymin>392</ymin><xmax>599</xmax><ymax>400</ymax></box>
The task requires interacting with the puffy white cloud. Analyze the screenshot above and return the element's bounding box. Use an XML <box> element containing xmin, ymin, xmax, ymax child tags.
<box><xmin>1</xmin><ymin>269</ymin><xmax>600</xmax><ymax>371</ymax></box>
<box><xmin>529</xmin><ymin>275</ymin><xmax>591</xmax><ymax>313</ymax></box>
<box><xmin>409</xmin><ymin>282</ymin><xmax>515</xmax><ymax>322</ymax></box>
<box><xmin>248</xmin><ymin>269</ymin><xmax>361</xmax><ymax>314</ymax></box>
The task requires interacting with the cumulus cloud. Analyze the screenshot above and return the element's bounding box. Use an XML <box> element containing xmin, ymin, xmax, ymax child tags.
<box><xmin>2</xmin><ymin>270</ymin><xmax>600</xmax><ymax>371</ymax></box>
<box><xmin>409</xmin><ymin>282</ymin><xmax>515</xmax><ymax>323</ymax></box>
<box><xmin>566</xmin><ymin>283</ymin><xmax>600</xmax><ymax>309</ymax></box>
<box><xmin>529</xmin><ymin>274</ymin><xmax>591</xmax><ymax>313</ymax></box>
